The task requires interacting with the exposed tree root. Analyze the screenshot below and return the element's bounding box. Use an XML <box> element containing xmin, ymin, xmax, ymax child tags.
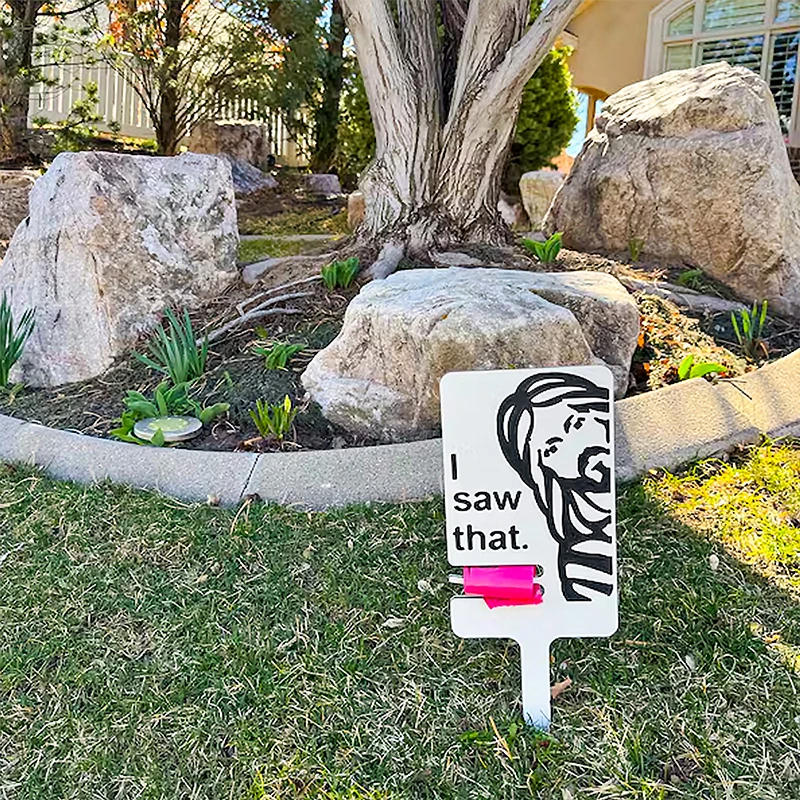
<box><xmin>241</xmin><ymin>253</ymin><xmax>340</xmax><ymax>286</ymax></box>
<box><xmin>204</xmin><ymin>307</ymin><xmax>305</xmax><ymax>344</ymax></box>
<box><xmin>618</xmin><ymin>277</ymin><xmax>747</xmax><ymax>315</ymax></box>
<box><xmin>367</xmin><ymin>241</ymin><xmax>406</xmax><ymax>280</ymax></box>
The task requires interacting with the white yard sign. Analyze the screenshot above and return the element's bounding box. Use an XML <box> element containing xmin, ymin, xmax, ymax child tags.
<box><xmin>440</xmin><ymin>366</ymin><xmax>618</xmax><ymax>729</ymax></box>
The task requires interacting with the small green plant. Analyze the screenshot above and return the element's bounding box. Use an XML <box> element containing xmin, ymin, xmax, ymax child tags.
<box><xmin>522</xmin><ymin>232</ymin><xmax>563</xmax><ymax>264</ymax></box>
<box><xmin>0</xmin><ymin>291</ymin><xmax>35</xmax><ymax>388</ymax></box>
<box><xmin>110</xmin><ymin>381</ymin><xmax>229</xmax><ymax>445</ymax></box>
<box><xmin>732</xmin><ymin>300</ymin><xmax>769</xmax><ymax>361</ymax></box>
<box><xmin>135</xmin><ymin>308</ymin><xmax>208</xmax><ymax>384</ymax></box>
<box><xmin>677</xmin><ymin>354</ymin><xmax>726</xmax><ymax>382</ymax></box>
<box><xmin>628</xmin><ymin>237</ymin><xmax>645</xmax><ymax>263</ymax></box>
<box><xmin>321</xmin><ymin>257</ymin><xmax>360</xmax><ymax>290</ymax></box>
<box><xmin>676</xmin><ymin>268</ymin><xmax>705</xmax><ymax>290</ymax></box>
<box><xmin>253</xmin><ymin>341</ymin><xmax>305</xmax><ymax>370</ymax></box>
<box><xmin>250</xmin><ymin>395</ymin><xmax>299</xmax><ymax>443</ymax></box>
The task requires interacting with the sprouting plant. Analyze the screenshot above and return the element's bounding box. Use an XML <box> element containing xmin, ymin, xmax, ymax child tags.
<box><xmin>677</xmin><ymin>354</ymin><xmax>726</xmax><ymax>382</ymax></box>
<box><xmin>676</xmin><ymin>268</ymin><xmax>705</xmax><ymax>290</ymax></box>
<box><xmin>110</xmin><ymin>381</ymin><xmax>229</xmax><ymax>445</ymax></box>
<box><xmin>522</xmin><ymin>232</ymin><xmax>563</xmax><ymax>264</ymax></box>
<box><xmin>0</xmin><ymin>291</ymin><xmax>35</xmax><ymax>388</ymax></box>
<box><xmin>253</xmin><ymin>341</ymin><xmax>305</xmax><ymax>370</ymax></box>
<box><xmin>135</xmin><ymin>308</ymin><xmax>208</xmax><ymax>384</ymax></box>
<box><xmin>321</xmin><ymin>257</ymin><xmax>360</xmax><ymax>290</ymax></box>
<box><xmin>628</xmin><ymin>237</ymin><xmax>645</xmax><ymax>263</ymax></box>
<box><xmin>731</xmin><ymin>300</ymin><xmax>769</xmax><ymax>361</ymax></box>
<box><xmin>249</xmin><ymin>395</ymin><xmax>299</xmax><ymax>443</ymax></box>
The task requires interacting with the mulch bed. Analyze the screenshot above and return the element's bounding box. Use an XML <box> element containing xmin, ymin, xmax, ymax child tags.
<box><xmin>4</xmin><ymin>232</ymin><xmax>798</xmax><ymax>452</ymax></box>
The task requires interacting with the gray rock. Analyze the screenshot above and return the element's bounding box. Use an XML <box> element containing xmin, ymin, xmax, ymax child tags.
<box><xmin>305</xmin><ymin>173</ymin><xmax>342</xmax><ymax>196</ymax></box>
<box><xmin>0</xmin><ymin>152</ymin><xmax>238</xmax><ymax>387</ymax></box>
<box><xmin>545</xmin><ymin>62</ymin><xmax>800</xmax><ymax>317</ymax></box>
<box><xmin>219</xmin><ymin>154</ymin><xmax>278</xmax><ymax>195</ymax></box>
<box><xmin>519</xmin><ymin>171</ymin><xmax>563</xmax><ymax>230</ymax></box>
<box><xmin>0</xmin><ymin>169</ymin><xmax>37</xmax><ymax>240</ymax></box>
<box><xmin>302</xmin><ymin>267</ymin><xmax>639</xmax><ymax>440</ymax></box>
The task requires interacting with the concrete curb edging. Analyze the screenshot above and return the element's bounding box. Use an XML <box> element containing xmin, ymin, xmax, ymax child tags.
<box><xmin>2</xmin><ymin>352</ymin><xmax>799</xmax><ymax>509</ymax></box>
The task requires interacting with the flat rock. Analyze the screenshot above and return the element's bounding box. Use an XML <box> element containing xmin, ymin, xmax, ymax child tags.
<box><xmin>0</xmin><ymin>152</ymin><xmax>238</xmax><ymax>387</ymax></box>
<box><xmin>545</xmin><ymin>62</ymin><xmax>800</xmax><ymax>317</ymax></box>
<box><xmin>302</xmin><ymin>267</ymin><xmax>639</xmax><ymax>441</ymax></box>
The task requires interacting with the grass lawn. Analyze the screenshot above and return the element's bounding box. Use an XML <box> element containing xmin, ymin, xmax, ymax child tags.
<box><xmin>237</xmin><ymin>237</ymin><xmax>338</xmax><ymax>266</ymax></box>
<box><xmin>2</xmin><ymin>444</ymin><xmax>800</xmax><ymax>799</ymax></box>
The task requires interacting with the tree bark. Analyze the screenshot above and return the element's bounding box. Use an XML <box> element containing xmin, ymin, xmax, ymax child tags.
<box><xmin>0</xmin><ymin>0</ymin><xmax>42</xmax><ymax>164</ymax></box>
<box><xmin>309</xmin><ymin>0</ymin><xmax>346</xmax><ymax>173</ymax></box>
<box><xmin>155</xmin><ymin>0</ymin><xmax>183</xmax><ymax>155</ymax></box>
<box><xmin>341</xmin><ymin>0</ymin><xmax>583</xmax><ymax>257</ymax></box>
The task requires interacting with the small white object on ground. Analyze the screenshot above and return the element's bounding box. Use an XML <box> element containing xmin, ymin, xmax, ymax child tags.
<box><xmin>134</xmin><ymin>416</ymin><xmax>203</xmax><ymax>443</ymax></box>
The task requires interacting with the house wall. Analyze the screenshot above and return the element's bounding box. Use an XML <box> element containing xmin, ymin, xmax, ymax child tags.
<box><xmin>567</xmin><ymin>0</ymin><xmax>662</xmax><ymax>97</ymax></box>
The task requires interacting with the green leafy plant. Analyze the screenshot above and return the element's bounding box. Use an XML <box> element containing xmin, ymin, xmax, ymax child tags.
<box><xmin>522</xmin><ymin>232</ymin><xmax>563</xmax><ymax>263</ymax></box>
<box><xmin>135</xmin><ymin>309</ymin><xmax>208</xmax><ymax>384</ymax></box>
<box><xmin>677</xmin><ymin>354</ymin><xmax>726</xmax><ymax>382</ymax></box>
<box><xmin>321</xmin><ymin>257</ymin><xmax>360</xmax><ymax>290</ymax></box>
<box><xmin>0</xmin><ymin>291</ymin><xmax>35</xmax><ymax>388</ymax></box>
<box><xmin>249</xmin><ymin>395</ymin><xmax>299</xmax><ymax>443</ymax></box>
<box><xmin>675</xmin><ymin>268</ymin><xmax>705</xmax><ymax>290</ymax></box>
<box><xmin>110</xmin><ymin>381</ymin><xmax>229</xmax><ymax>445</ymax></box>
<box><xmin>732</xmin><ymin>300</ymin><xmax>769</xmax><ymax>361</ymax></box>
<box><xmin>253</xmin><ymin>341</ymin><xmax>305</xmax><ymax>370</ymax></box>
<box><xmin>628</xmin><ymin>237</ymin><xmax>645</xmax><ymax>263</ymax></box>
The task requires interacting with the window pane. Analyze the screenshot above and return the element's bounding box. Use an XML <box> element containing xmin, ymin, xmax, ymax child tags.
<box><xmin>665</xmin><ymin>43</ymin><xmax>694</xmax><ymax>70</ymax></box>
<box><xmin>776</xmin><ymin>1</ymin><xmax>800</xmax><ymax>22</ymax></box>
<box><xmin>702</xmin><ymin>0</ymin><xmax>766</xmax><ymax>31</ymax></box>
<box><xmin>668</xmin><ymin>5</ymin><xmax>695</xmax><ymax>36</ymax></box>
<box><xmin>698</xmin><ymin>34</ymin><xmax>764</xmax><ymax>71</ymax></box>
<box><xmin>769</xmin><ymin>30</ymin><xmax>800</xmax><ymax>135</ymax></box>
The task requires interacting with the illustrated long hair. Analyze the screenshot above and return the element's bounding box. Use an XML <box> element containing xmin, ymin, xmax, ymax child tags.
<box><xmin>497</xmin><ymin>372</ymin><xmax>613</xmax><ymax>601</ymax></box>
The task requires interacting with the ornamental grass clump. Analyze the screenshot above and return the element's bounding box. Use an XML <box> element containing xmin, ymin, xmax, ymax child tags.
<box><xmin>0</xmin><ymin>291</ymin><xmax>35</xmax><ymax>388</ymax></box>
<box><xmin>135</xmin><ymin>308</ymin><xmax>208</xmax><ymax>384</ymax></box>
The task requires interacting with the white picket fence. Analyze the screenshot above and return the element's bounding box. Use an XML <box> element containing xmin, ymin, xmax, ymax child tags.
<box><xmin>29</xmin><ymin>57</ymin><xmax>308</xmax><ymax>164</ymax></box>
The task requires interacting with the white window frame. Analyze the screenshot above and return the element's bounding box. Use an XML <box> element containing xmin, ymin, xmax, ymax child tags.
<box><xmin>645</xmin><ymin>0</ymin><xmax>800</xmax><ymax>144</ymax></box>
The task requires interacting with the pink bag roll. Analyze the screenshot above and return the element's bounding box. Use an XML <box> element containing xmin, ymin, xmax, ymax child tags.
<box><xmin>463</xmin><ymin>566</ymin><xmax>544</xmax><ymax>608</ymax></box>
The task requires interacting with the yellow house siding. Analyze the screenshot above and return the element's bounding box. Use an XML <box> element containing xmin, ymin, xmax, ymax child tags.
<box><xmin>567</xmin><ymin>0</ymin><xmax>663</xmax><ymax>97</ymax></box>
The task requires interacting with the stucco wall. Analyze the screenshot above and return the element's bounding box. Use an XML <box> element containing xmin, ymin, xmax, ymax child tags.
<box><xmin>567</xmin><ymin>0</ymin><xmax>663</xmax><ymax>97</ymax></box>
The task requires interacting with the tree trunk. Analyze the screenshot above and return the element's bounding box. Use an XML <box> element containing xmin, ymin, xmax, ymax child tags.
<box><xmin>0</xmin><ymin>0</ymin><xmax>41</xmax><ymax>165</ymax></box>
<box><xmin>155</xmin><ymin>0</ymin><xmax>183</xmax><ymax>155</ymax></box>
<box><xmin>310</xmin><ymin>0</ymin><xmax>346</xmax><ymax>173</ymax></box>
<box><xmin>341</xmin><ymin>0</ymin><xmax>583</xmax><ymax>258</ymax></box>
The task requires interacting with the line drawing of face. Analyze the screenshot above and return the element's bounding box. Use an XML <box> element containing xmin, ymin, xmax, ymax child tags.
<box><xmin>496</xmin><ymin>372</ymin><xmax>613</xmax><ymax>602</ymax></box>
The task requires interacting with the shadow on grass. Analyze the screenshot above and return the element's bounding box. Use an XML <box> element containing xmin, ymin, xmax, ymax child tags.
<box><xmin>0</xmin><ymin>468</ymin><xmax>798</xmax><ymax>799</ymax></box>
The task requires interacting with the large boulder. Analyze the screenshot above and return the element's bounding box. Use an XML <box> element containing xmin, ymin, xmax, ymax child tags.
<box><xmin>0</xmin><ymin>170</ymin><xmax>37</xmax><ymax>240</ymax></box>
<box><xmin>545</xmin><ymin>62</ymin><xmax>800</xmax><ymax>317</ymax></box>
<box><xmin>519</xmin><ymin>171</ymin><xmax>563</xmax><ymax>230</ymax></box>
<box><xmin>302</xmin><ymin>267</ymin><xmax>639</xmax><ymax>440</ymax></box>
<box><xmin>187</xmin><ymin>120</ymin><xmax>272</xmax><ymax>171</ymax></box>
<box><xmin>0</xmin><ymin>152</ymin><xmax>238</xmax><ymax>387</ymax></box>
